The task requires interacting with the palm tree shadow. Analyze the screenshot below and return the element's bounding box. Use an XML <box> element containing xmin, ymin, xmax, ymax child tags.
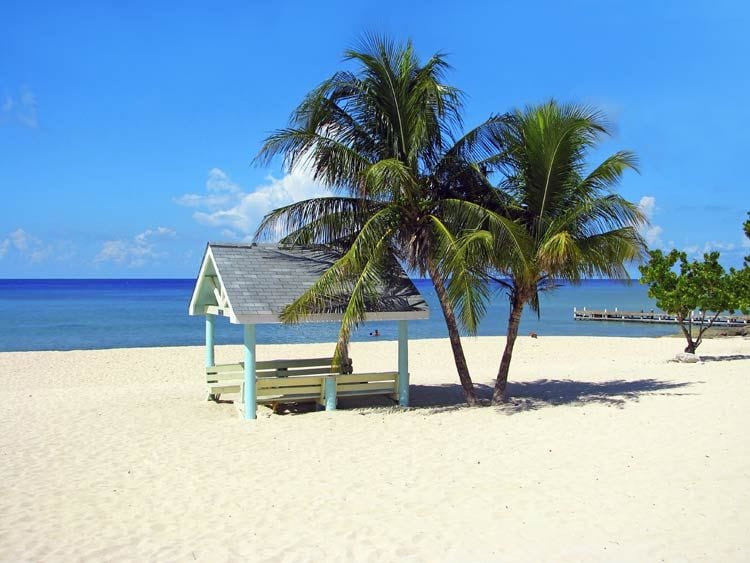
<box><xmin>250</xmin><ymin>378</ymin><xmax>697</xmax><ymax>416</ymax></box>
<box><xmin>409</xmin><ymin>378</ymin><xmax>697</xmax><ymax>414</ymax></box>
<box><xmin>699</xmin><ymin>354</ymin><xmax>750</xmax><ymax>363</ymax></box>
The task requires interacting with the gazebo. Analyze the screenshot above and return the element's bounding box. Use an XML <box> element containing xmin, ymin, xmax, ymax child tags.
<box><xmin>188</xmin><ymin>243</ymin><xmax>429</xmax><ymax>420</ymax></box>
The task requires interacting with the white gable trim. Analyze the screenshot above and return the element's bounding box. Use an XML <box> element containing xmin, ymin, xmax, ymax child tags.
<box><xmin>188</xmin><ymin>246</ymin><xmax>238</xmax><ymax>322</ymax></box>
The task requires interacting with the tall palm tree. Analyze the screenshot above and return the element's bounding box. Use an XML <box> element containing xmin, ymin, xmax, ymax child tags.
<box><xmin>253</xmin><ymin>36</ymin><xmax>499</xmax><ymax>406</ymax></box>
<box><xmin>452</xmin><ymin>101</ymin><xmax>648</xmax><ymax>404</ymax></box>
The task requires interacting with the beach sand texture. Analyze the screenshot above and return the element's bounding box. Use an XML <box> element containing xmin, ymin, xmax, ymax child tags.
<box><xmin>1</xmin><ymin>336</ymin><xmax>749</xmax><ymax>562</ymax></box>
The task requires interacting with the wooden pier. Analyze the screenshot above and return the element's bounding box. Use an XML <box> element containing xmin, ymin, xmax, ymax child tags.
<box><xmin>573</xmin><ymin>308</ymin><xmax>750</xmax><ymax>327</ymax></box>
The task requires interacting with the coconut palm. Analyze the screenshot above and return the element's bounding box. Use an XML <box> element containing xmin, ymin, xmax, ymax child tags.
<box><xmin>253</xmin><ymin>36</ymin><xmax>500</xmax><ymax>405</ymax></box>
<box><xmin>451</xmin><ymin>101</ymin><xmax>648</xmax><ymax>404</ymax></box>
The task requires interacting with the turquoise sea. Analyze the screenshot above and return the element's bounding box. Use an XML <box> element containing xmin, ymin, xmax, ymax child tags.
<box><xmin>0</xmin><ymin>279</ymin><xmax>674</xmax><ymax>352</ymax></box>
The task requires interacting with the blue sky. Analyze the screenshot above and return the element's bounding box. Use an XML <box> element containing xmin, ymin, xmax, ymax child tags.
<box><xmin>2</xmin><ymin>0</ymin><xmax>748</xmax><ymax>277</ymax></box>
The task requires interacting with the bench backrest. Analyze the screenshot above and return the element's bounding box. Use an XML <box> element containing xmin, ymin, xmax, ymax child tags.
<box><xmin>206</xmin><ymin>357</ymin><xmax>339</xmax><ymax>383</ymax></box>
<box><xmin>334</xmin><ymin>372</ymin><xmax>398</xmax><ymax>395</ymax></box>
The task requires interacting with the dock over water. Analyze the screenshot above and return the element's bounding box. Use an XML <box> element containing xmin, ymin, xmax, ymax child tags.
<box><xmin>573</xmin><ymin>308</ymin><xmax>750</xmax><ymax>327</ymax></box>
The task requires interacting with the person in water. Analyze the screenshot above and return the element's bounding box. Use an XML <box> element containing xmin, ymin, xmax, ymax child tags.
<box><xmin>369</xmin><ymin>329</ymin><xmax>380</xmax><ymax>337</ymax></box>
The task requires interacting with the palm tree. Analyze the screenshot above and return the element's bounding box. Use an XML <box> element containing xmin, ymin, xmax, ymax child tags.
<box><xmin>253</xmin><ymin>36</ymin><xmax>499</xmax><ymax>406</ymax></box>
<box><xmin>452</xmin><ymin>101</ymin><xmax>648</xmax><ymax>404</ymax></box>
<box><xmin>744</xmin><ymin>211</ymin><xmax>749</xmax><ymax>265</ymax></box>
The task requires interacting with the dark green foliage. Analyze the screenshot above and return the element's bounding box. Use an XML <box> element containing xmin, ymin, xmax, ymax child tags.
<box><xmin>253</xmin><ymin>35</ymin><xmax>503</xmax><ymax>404</ymax></box>
<box><xmin>451</xmin><ymin>101</ymin><xmax>647</xmax><ymax>402</ymax></box>
<box><xmin>639</xmin><ymin>249</ymin><xmax>748</xmax><ymax>353</ymax></box>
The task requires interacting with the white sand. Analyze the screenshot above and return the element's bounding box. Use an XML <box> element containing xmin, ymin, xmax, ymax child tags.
<box><xmin>1</xmin><ymin>335</ymin><xmax>749</xmax><ymax>562</ymax></box>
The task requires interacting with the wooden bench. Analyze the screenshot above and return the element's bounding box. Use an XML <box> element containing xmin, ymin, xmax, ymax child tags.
<box><xmin>330</xmin><ymin>372</ymin><xmax>399</xmax><ymax>401</ymax></box>
<box><xmin>205</xmin><ymin>358</ymin><xmax>399</xmax><ymax>411</ymax></box>
<box><xmin>206</xmin><ymin>357</ymin><xmax>336</xmax><ymax>403</ymax></box>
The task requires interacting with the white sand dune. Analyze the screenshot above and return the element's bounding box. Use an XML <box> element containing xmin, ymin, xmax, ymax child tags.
<box><xmin>1</xmin><ymin>336</ymin><xmax>749</xmax><ymax>562</ymax></box>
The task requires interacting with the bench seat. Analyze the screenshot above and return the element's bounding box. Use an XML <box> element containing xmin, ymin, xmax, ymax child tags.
<box><xmin>334</xmin><ymin>372</ymin><xmax>399</xmax><ymax>400</ymax></box>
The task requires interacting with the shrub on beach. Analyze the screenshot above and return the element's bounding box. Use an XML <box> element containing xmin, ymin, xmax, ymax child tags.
<box><xmin>639</xmin><ymin>239</ymin><xmax>750</xmax><ymax>354</ymax></box>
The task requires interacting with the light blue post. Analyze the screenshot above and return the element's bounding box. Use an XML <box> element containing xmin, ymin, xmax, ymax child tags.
<box><xmin>398</xmin><ymin>320</ymin><xmax>409</xmax><ymax>407</ymax></box>
<box><xmin>324</xmin><ymin>376</ymin><xmax>337</xmax><ymax>411</ymax></box>
<box><xmin>243</xmin><ymin>324</ymin><xmax>257</xmax><ymax>420</ymax></box>
<box><xmin>205</xmin><ymin>314</ymin><xmax>215</xmax><ymax>368</ymax></box>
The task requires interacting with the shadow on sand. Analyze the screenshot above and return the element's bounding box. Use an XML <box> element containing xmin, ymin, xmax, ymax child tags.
<box><xmin>249</xmin><ymin>378</ymin><xmax>697</xmax><ymax>416</ymax></box>
<box><xmin>699</xmin><ymin>354</ymin><xmax>750</xmax><ymax>363</ymax></box>
<box><xmin>408</xmin><ymin>377</ymin><xmax>697</xmax><ymax>414</ymax></box>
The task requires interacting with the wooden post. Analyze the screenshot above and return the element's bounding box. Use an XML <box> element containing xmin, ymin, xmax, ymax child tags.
<box><xmin>205</xmin><ymin>314</ymin><xmax>215</xmax><ymax>368</ymax></box>
<box><xmin>243</xmin><ymin>324</ymin><xmax>257</xmax><ymax>420</ymax></box>
<box><xmin>324</xmin><ymin>376</ymin><xmax>337</xmax><ymax>411</ymax></box>
<box><xmin>398</xmin><ymin>320</ymin><xmax>409</xmax><ymax>407</ymax></box>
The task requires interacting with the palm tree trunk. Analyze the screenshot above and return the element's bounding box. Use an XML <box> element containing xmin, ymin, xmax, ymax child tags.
<box><xmin>492</xmin><ymin>295</ymin><xmax>524</xmax><ymax>404</ymax></box>
<box><xmin>426</xmin><ymin>259</ymin><xmax>479</xmax><ymax>406</ymax></box>
<box><xmin>335</xmin><ymin>333</ymin><xmax>352</xmax><ymax>374</ymax></box>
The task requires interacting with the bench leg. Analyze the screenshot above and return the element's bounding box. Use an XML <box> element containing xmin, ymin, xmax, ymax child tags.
<box><xmin>324</xmin><ymin>376</ymin><xmax>337</xmax><ymax>411</ymax></box>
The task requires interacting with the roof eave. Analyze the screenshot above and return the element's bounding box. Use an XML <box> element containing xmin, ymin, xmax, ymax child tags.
<box><xmin>231</xmin><ymin>310</ymin><xmax>429</xmax><ymax>325</ymax></box>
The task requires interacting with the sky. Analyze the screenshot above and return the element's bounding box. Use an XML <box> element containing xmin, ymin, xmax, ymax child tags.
<box><xmin>2</xmin><ymin>0</ymin><xmax>749</xmax><ymax>278</ymax></box>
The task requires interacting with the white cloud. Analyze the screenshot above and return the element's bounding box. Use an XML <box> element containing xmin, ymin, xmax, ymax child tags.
<box><xmin>0</xmin><ymin>228</ymin><xmax>65</xmax><ymax>263</ymax></box>
<box><xmin>707</xmin><ymin>241</ymin><xmax>736</xmax><ymax>251</ymax></box>
<box><xmin>9</xmin><ymin>228</ymin><xmax>30</xmax><ymax>251</ymax></box>
<box><xmin>638</xmin><ymin>195</ymin><xmax>663</xmax><ymax>248</ymax></box>
<box><xmin>638</xmin><ymin>196</ymin><xmax>656</xmax><ymax>218</ymax></box>
<box><xmin>177</xmin><ymin>167</ymin><xmax>330</xmax><ymax>237</ymax></box>
<box><xmin>176</xmin><ymin>168</ymin><xmax>242</xmax><ymax>209</ymax></box>
<box><xmin>1</xmin><ymin>85</ymin><xmax>37</xmax><ymax>128</ymax></box>
<box><xmin>134</xmin><ymin>226</ymin><xmax>175</xmax><ymax>244</ymax></box>
<box><xmin>96</xmin><ymin>227</ymin><xmax>176</xmax><ymax>267</ymax></box>
<box><xmin>642</xmin><ymin>225</ymin><xmax>663</xmax><ymax>247</ymax></box>
<box><xmin>684</xmin><ymin>240</ymin><xmax>738</xmax><ymax>257</ymax></box>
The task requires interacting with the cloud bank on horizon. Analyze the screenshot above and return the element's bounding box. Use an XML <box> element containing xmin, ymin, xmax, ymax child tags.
<box><xmin>95</xmin><ymin>227</ymin><xmax>177</xmax><ymax>268</ymax></box>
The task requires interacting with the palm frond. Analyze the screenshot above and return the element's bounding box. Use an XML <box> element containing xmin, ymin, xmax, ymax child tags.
<box><xmin>363</xmin><ymin>158</ymin><xmax>416</xmax><ymax>201</ymax></box>
<box><xmin>441</xmin><ymin>198</ymin><xmax>533</xmax><ymax>271</ymax></box>
<box><xmin>430</xmin><ymin>216</ymin><xmax>490</xmax><ymax>334</ymax></box>
<box><xmin>253</xmin><ymin>197</ymin><xmax>378</xmax><ymax>243</ymax></box>
<box><xmin>254</xmin><ymin>129</ymin><xmax>371</xmax><ymax>191</ymax></box>
<box><xmin>279</xmin><ymin>206</ymin><xmax>397</xmax><ymax>323</ymax></box>
<box><xmin>577</xmin><ymin>150</ymin><xmax>639</xmax><ymax>194</ymax></box>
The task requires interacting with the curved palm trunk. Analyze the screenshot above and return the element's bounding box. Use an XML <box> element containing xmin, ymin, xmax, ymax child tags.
<box><xmin>492</xmin><ymin>295</ymin><xmax>524</xmax><ymax>404</ymax></box>
<box><xmin>426</xmin><ymin>259</ymin><xmax>478</xmax><ymax>406</ymax></box>
<box><xmin>335</xmin><ymin>334</ymin><xmax>353</xmax><ymax>374</ymax></box>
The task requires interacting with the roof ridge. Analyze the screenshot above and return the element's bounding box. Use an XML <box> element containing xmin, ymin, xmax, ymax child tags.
<box><xmin>208</xmin><ymin>242</ymin><xmax>260</xmax><ymax>248</ymax></box>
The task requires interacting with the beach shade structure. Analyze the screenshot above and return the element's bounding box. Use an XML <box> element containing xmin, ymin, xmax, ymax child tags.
<box><xmin>188</xmin><ymin>243</ymin><xmax>429</xmax><ymax>420</ymax></box>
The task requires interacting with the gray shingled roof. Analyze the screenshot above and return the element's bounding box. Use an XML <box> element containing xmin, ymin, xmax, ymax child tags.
<box><xmin>189</xmin><ymin>243</ymin><xmax>429</xmax><ymax>324</ymax></box>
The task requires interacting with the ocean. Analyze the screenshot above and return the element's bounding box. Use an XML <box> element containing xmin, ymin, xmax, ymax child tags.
<box><xmin>0</xmin><ymin>279</ymin><xmax>674</xmax><ymax>352</ymax></box>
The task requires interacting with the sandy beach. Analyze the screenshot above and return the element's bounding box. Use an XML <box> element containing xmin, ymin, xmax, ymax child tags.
<box><xmin>1</xmin><ymin>335</ymin><xmax>749</xmax><ymax>562</ymax></box>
